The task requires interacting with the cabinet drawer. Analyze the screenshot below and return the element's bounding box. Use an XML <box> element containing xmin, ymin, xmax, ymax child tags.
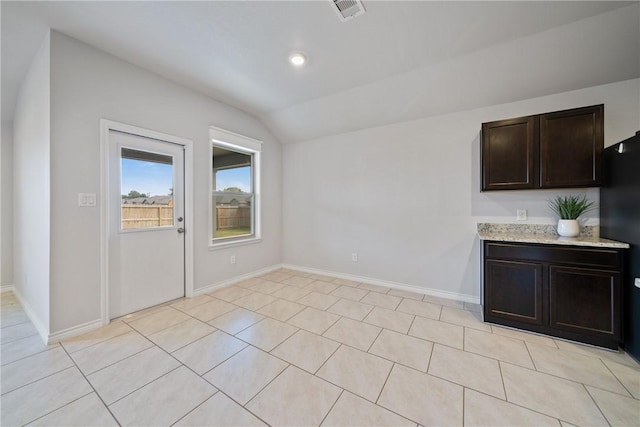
<box><xmin>484</xmin><ymin>242</ymin><xmax>621</xmax><ymax>269</ymax></box>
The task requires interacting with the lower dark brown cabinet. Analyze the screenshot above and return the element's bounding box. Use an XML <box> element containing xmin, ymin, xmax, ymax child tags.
<box><xmin>549</xmin><ymin>266</ymin><xmax>620</xmax><ymax>338</ymax></box>
<box><xmin>483</xmin><ymin>241</ymin><xmax>624</xmax><ymax>349</ymax></box>
<box><xmin>485</xmin><ymin>259</ymin><xmax>544</xmax><ymax>325</ymax></box>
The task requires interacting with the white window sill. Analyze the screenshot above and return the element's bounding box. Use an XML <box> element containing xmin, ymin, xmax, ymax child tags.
<box><xmin>209</xmin><ymin>237</ymin><xmax>262</xmax><ymax>251</ymax></box>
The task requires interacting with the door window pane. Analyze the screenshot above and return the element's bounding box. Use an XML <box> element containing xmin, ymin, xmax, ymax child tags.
<box><xmin>121</xmin><ymin>148</ymin><xmax>174</xmax><ymax>230</ymax></box>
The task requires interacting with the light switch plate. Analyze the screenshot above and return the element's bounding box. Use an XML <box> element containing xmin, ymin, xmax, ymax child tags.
<box><xmin>516</xmin><ymin>209</ymin><xmax>527</xmax><ymax>221</ymax></box>
<box><xmin>78</xmin><ymin>193</ymin><xmax>97</xmax><ymax>207</ymax></box>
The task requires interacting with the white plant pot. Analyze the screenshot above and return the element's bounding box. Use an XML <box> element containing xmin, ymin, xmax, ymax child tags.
<box><xmin>557</xmin><ymin>219</ymin><xmax>580</xmax><ymax>237</ymax></box>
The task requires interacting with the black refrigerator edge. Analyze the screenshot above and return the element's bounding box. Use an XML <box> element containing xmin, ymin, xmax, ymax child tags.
<box><xmin>600</xmin><ymin>130</ymin><xmax>640</xmax><ymax>362</ymax></box>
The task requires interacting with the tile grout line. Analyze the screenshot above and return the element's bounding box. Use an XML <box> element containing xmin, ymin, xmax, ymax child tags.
<box><xmin>241</xmin><ymin>361</ymin><xmax>292</xmax><ymax>409</ymax></box>
<box><xmin>0</xmin><ymin>361</ymin><xmax>76</xmax><ymax>398</ymax></box>
<box><xmin>497</xmin><ymin>361</ymin><xmax>508</xmax><ymax>405</ymax></box>
<box><xmin>175</xmin><ymin>387</ymin><xmax>274</xmax><ymax>427</ymax></box>
<box><xmin>209</xmin><ymin>312</ymin><xmax>264</xmax><ymax>337</ymax></box>
<box><xmin>130</xmin><ymin>315</ymin><xmax>196</xmax><ymax>340</ymax></box>
<box><xmin>523</xmin><ymin>340</ymin><xmax>539</xmax><ymax>372</ymax></box>
<box><xmin>111</xmin><ymin>322</ymin><xmax>260</xmax><ymax>421</ymax></box>
<box><xmin>599</xmin><ymin>357</ymin><xmax>635</xmax><ymax>398</ymax></box>
<box><xmin>317</xmin><ymin>389</ymin><xmax>344</xmax><ymax>426</ymax></box>
<box><xmin>150</xmin><ymin>323</ymin><xmax>220</xmax><ymax>355</ymax></box>
<box><xmin>582</xmin><ymin>383</ymin><xmax>614</xmax><ymax>427</ymax></box>
<box><xmin>313</xmin><ymin>342</ymin><xmax>343</xmax><ymax>376</ymax></box>
<box><xmin>169</xmin><ymin>298</ymin><xmax>216</xmax><ymax>313</ymax></box>
<box><xmin>0</xmin><ymin>344</ymin><xmax>62</xmax><ymax>376</ymax></box>
<box><xmin>462</xmin><ymin>326</ymin><xmax>466</xmax><ymax>351</ymax></box>
<box><xmin>59</xmin><ymin>345</ymin><xmax>122</xmax><ymax>426</ymax></box>
<box><xmin>425</xmin><ymin>339</ymin><xmax>436</xmax><ymax>373</ymax></box>
<box><xmin>424</xmin><ymin>360</ymin><xmax>508</xmax><ymax>403</ymax></box>
<box><xmin>365</xmin><ymin>326</ymin><xmax>385</xmax><ymax>353</ymax></box>
<box><xmin>0</xmin><ymin>329</ymin><xmax>39</xmax><ymax>346</ymax></box>
<box><xmin>0</xmin><ymin>338</ymin><xmax>61</xmax><ymax>367</ymax></box>
<box><xmin>61</xmin><ymin>323</ymin><xmax>133</xmax><ymax>356</ymax></box>
<box><xmin>124</xmin><ymin>322</ymin><xmax>234</xmax><ymax>386</ymax></box>
<box><xmin>73</xmin><ymin>334</ymin><xmax>155</xmax><ymax>377</ymax></box>
<box><xmin>462</xmin><ymin>386</ymin><xmax>466</xmax><ymax>427</ymax></box>
<box><xmin>498</xmin><ymin>358</ymin><xmax>640</xmax><ymax>416</ymax></box>
<box><xmin>105</xmin><ymin>364</ymin><xmax>183</xmax><ymax>407</ymax></box>
<box><xmin>293</xmin><ymin>319</ymin><xmax>436</xmax><ymax>376</ymax></box>
<box><xmin>309</xmin><ymin>343</ymin><xmax>443</xmax><ymax>424</ymax></box>
<box><xmin>374</xmin><ymin>361</ymin><xmax>395</xmax><ymax>404</ymax></box>
<box><xmin>191</xmin><ymin>339</ymin><xmax>250</xmax><ymax>379</ymax></box>
<box><xmin>23</xmin><ymin>389</ymin><xmax>96</xmax><ymax>426</ymax></box>
<box><xmin>169</xmin><ymin>391</ymin><xmax>220</xmax><ymax>426</ymax></box>
<box><xmin>461</xmin><ymin>372</ymin><xmax>575</xmax><ymax>424</ymax></box>
<box><xmin>520</xmin><ymin>343</ymin><xmax>635</xmax><ymax>398</ymax></box>
<box><xmin>367</xmin><ymin>363</ymin><xmax>449</xmax><ymax>426</ymax></box>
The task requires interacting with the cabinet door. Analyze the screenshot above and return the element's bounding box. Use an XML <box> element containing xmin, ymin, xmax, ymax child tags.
<box><xmin>481</xmin><ymin>116</ymin><xmax>537</xmax><ymax>191</ymax></box>
<box><xmin>485</xmin><ymin>259</ymin><xmax>544</xmax><ymax>325</ymax></box>
<box><xmin>540</xmin><ymin>105</ymin><xmax>603</xmax><ymax>188</ymax></box>
<box><xmin>549</xmin><ymin>265</ymin><xmax>620</xmax><ymax>339</ymax></box>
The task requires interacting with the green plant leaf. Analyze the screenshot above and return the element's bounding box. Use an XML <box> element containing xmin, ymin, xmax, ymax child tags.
<box><xmin>548</xmin><ymin>195</ymin><xmax>596</xmax><ymax>220</ymax></box>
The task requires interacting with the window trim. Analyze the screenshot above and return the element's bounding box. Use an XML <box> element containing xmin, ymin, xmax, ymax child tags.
<box><xmin>209</xmin><ymin>126</ymin><xmax>262</xmax><ymax>249</ymax></box>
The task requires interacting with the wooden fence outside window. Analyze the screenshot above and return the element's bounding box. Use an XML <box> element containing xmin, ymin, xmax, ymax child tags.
<box><xmin>121</xmin><ymin>205</ymin><xmax>250</xmax><ymax>230</ymax></box>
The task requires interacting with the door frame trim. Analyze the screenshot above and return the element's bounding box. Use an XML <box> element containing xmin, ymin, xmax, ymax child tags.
<box><xmin>99</xmin><ymin>119</ymin><xmax>194</xmax><ymax>325</ymax></box>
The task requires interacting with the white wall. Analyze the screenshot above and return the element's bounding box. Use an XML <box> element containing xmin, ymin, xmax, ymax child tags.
<box><xmin>283</xmin><ymin>79</ymin><xmax>640</xmax><ymax>301</ymax></box>
<box><xmin>48</xmin><ymin>32</ymin><xmax>282</xmax><ymax>333</ymax></box>
<box><xmin>12</xmin><ymin>33</ymin><xmax>51</xmax><ymax>335</ymax></box>
<box><xmin>1</xmin><ymin>121</ymin><xmax>14</xmax><ymax>288</ymax></box>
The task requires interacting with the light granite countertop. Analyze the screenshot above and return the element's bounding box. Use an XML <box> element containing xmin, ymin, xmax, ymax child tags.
<box><xmin>478</xmin><ymin>231</ymin><xmax>629</xmax><ymax>249</ymax></box>
<box><xmin>477</xmin><ymin>223</ymin><xmax>629</xmax><ymax>249</ymax></box>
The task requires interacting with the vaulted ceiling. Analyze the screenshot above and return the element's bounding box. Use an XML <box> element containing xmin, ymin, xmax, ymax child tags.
<box><xmin>2</xmin><ymin>1</ymin><xmax>639</xmax><ymax>143</ymax></box>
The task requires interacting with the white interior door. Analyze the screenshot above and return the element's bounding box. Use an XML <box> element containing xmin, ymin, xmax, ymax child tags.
<box><xmin>108</xmin><ymin>130</ymin><xmax>185</xmax><ymax>319</ymax></box>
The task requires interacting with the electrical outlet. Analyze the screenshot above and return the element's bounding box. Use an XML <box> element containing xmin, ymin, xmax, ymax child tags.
<box><xmin>352</xmin><ymin>253</ymin><xmax>358</xmax><ymax>262</ymax></box>
<box><xmin>635</xmin><ymin>278</ymin><xmax>640</xmax><ymax>289</ymax></box>
<box><xmin>78</xmin><ymin>193</ymin><xmax>97</xmax><ymax>207</ymax></box>
<box><xmin>517</xmin><ymin>209</ymin><xmax>527</xmax><ymax>221</ymax></box>
<box><xmin>230</xmin><ymin>255</ymin><xmax>236</xmax><ymax>265</ymax></box>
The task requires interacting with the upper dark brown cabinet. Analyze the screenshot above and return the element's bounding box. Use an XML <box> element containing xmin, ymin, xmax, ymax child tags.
<box><xmin>481</xmin><ymin>116</ymin><xmax>537</xmax><ymax>191</ymax></box>
<box><xmin>540</xmin><ymin>105</ymin><xmax>603</xmax><ymax>188</ymax></box>
<box><xmin>481</xmin><ymin>104</ymin><xmax>603</xmax><ymax>191</ymax></box>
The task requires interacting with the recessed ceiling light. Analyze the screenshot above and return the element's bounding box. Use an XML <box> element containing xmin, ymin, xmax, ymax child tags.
<box><xmin>289</xmin><ymin>52</ymin><xmax>307</xmax><ymax>67</ymax></box>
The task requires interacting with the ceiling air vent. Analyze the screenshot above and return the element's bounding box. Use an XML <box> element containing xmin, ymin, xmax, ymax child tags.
<box><xmin>330</xmin><ymin>0</ymin><xmax>366</xmax><ymax>22</ymax></box>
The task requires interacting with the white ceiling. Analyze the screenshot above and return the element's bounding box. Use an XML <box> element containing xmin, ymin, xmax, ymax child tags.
<box><xmin>2</xmin><ymin>1</ymin><xmax>639</xmax><ymax>143</ymax></box>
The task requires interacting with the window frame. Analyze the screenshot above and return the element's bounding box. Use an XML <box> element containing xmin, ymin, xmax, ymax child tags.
<box><xmin>209</xmin><ymin>126</ymin><xmax>262</xmax><ymax>249</ymax></box>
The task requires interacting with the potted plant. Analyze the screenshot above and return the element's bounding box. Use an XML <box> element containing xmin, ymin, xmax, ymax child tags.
<box><xmin>549</xmin><ymin>195</ymin><xmax>596</xmax><ymax>237</ymax></box>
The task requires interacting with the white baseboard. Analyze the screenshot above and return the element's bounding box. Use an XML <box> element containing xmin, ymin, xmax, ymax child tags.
<box><xmin>7</xmin><ymin>286</ymin><xmax>105</xmax><ymax>345</ymax></box>
<box><xmin>193</xmin><ymin>263</ymin><xmax>284</xmax><ymax>296</ymax></box>
<box><xmin>47</xmin><ymin>319</ymin><xmax>104</xmax><ymax>345</ymax></box>
<box><xmin>48</xmin><ymin>263</ymin><xmax>284</xmax><ymax>342</ymax></box>
<box><xmin>1</xmin><ymin>284</ymin><xmax>16</xmax><ymax>293</ymax></box>
<box><xmin>15</xmin><ymin>261</ymin><xmax>476</xmax><ymax>345</ymax></box>
<box><xmin>282</xmin><ymin>263</ymin><xmax>480</xmax><ymax>304</ymax></box>
<box><xmin>194</xmin><ymin>262</ymin><xmax>479</xmax><ymax>304</ymax></box>
<box><xmin>12</xmin><ymin>287</ymin><xmax>50</xmax><ymax>345</ymax></box>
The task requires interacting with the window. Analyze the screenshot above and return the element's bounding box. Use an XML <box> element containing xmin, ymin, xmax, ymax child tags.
<box><xmin>121</xmin><ymin>148</ymin><xmax>174</xmax><ymax>230</ymax></box>
<box><xmin>210</xmin><ymin>126</ymin><xmax>262</xmax><ymax>246</ymax></box>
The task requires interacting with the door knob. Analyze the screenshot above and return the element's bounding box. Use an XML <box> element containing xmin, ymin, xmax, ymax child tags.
<box><xmin>177</xmin><ymin>217</ymin><xmax>184</xmax><ymax>222</ymax></box>
<box><xmin>177</xmin><ymin>228</ymin><xmax>185</xmax><ymax>234</ymax></box>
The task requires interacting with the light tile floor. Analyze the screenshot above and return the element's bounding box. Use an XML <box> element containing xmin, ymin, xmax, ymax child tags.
<box><xmin>2</xmin><ymin>268</ymin><xmax>640</xmax><ymax>426</ymax></box>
